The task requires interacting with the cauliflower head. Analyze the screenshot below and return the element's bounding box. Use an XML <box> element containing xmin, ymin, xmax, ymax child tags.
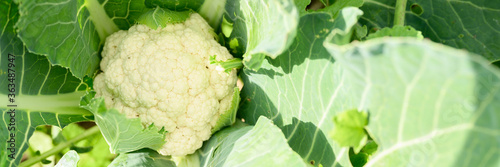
<box><xmin>93</xmin><ymin>13</ymin><xmax>237</xmax><ymax>156</ymax></box>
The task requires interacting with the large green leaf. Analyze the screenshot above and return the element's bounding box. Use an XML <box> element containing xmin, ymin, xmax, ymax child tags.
<box><xmin>80</xmin><ymin>92</ymin><xmax>167</xmax><ymax>154</ymax></box>
<box><xmin>102</xmin><ymin>0</ymin><xmax>150</xmax><ymax>30</ymax></box>
<box><xmin>239</xmin><ymin>7</ymin><xmax>363</xmax><ymax>167</ymax></box>
<box><xmin>359</xmin><ymin>0</ymin><xmax>500</xmax><ymax>62</ymax></box>
<box><xmin>224</xmin><ymin>0</ymin><xmax>299</xmax><ymax>70</ymax></box>
<box><xmin>108</xmin><ymin>149</ymin><xmax>176</xmax><ymax>167</ymax></box>
<box><xmin>15</xmin><ymin>0</ymin><xmax>149</xmax><ymax>79</ymax></box>
<box><xmin>0</xmin><ymin>1</ymin><xmax>93</xmax><ymax>166</ymax></box>
<box><xmin>199</xmin><ymin>116</ymin><xmax>307</xmax><ymax>167</ymax></box>
<box><xmin>324</xmin><ymin>37</ymin><xmax>500</xmax><ymax>166</ymax></box>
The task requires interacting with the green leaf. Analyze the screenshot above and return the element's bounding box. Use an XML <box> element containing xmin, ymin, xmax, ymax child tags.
<box><xmin>228</xmin><ymin>38</ymin><xmax>240</xmax><ymax>54</ymax></box>
<box><xmin>14</xmin><ymin>0</ymin><xmax>149</xmax><ymax>79</ymax></box>
<box><xmin>0</xmin><ymin>1</ymin><xmax>93</xmax><ymax>166</ymax></box>
<box><xmin>227</xmin><ymin>0</ymin><xmax>299</xmax><ymax>70</ymax></box>
<box><xmin>331</xmin><ymin>109</ymin><xmax>368</xmax><ymax>153</ymax></box>
<box><xmin>175</xmin><ymin>151</ymin><xmax>200</xmax><ymax>167</ymax></box>
<box><xmin>360</xmin><ymin>141</ymin><xmax>378</xmax><ymax>156</ymax></box>
<box><xmin>348</xmin><ymin>141</ymin><xmax>379</xmax><ymax>167</ymax></box>
<box><xmin>199</xmin><ymin>116</ymin><xmax>307</xmax><ymax>167</ymax></box>
<box><xmin>366</xmin><ymin>25</ymin><xmax>423</xmax><ymax>40</ymax></box>
<box><xmin>199</xmin><ymin>123</ymin><xmax>250</xmax><ymax>166</ymax></box>
<box><xmin>349</xmin><ymin>148</ymin><xmax>368</xmax><ymax>167</ymax></box>
<box><xmin>318</xmin><ymin>0</ymin><xmax>364</xmax><ymax>17</ymax></box>
<box><xmin>293</xmin><ymin>0</ymin><xmax>311</xmax><ymax>15</ymax></box>
<box><xmin>103</xmin><ymin>0</ymin><xmax>150</xmax><ymax>30</ymax></box>
<box><xmin>108</xmin><ymin>149</ymin><xmax>176</xmax><ymax>167</ymax></box>
<box><xmin>41</xmin><ymin>159</ymin><xmax>52</xmax><ymax>164</ymax></box>
<box><xmin>327</xmin><ymin>7</ymin><xmax>364</xmax><ymax>46</ymax></box>
<box><xmin>145</xmin><ymin>0</ymin><xmax>228</xmax><ymax>29</ymax></box>
<box><xmin>211</xmin><ymin>88</ymin><xmax>241</xmax><ymax>133</ymax></box>
<box><xmin>239</xmin><ymin>7</ymin><xmax>363</xmax><ymax>167</ymax></box>
<box><xmin>221</xmin><ymin>0</ymin><xmax>246</xmax><ymax>57</ymax></box>
<box><xmin>137</xmin><ymin>7</ymin><xmax>192</xmax><ymax>30</ymax></box>
<box><xmin>324</xmin><ymin>37</ymin><xmax>500</xmax><ymax>166</ymax></box>
<box><xmin>54</xmin><ymin>150</ymin><xmax>79</xmax><ymax>167</ymax></box>
<box><xmin>352</xmin><ymin>24</ymin><xmax>368</xmax><ymax>41</ymax></box>
<box><xmin>145</xmin><ymin>0</ymin><xmax>204</xmax><ymax>11</ymax></box>
<box><xmin>359</xmin><ymin>0</ymin><xmax>500</xmax><ymax>62</ymax></box>
<box><xmin>293</xmin><ymin>0</ymin><xmax>363</xmax><ymax>17</ymax></box>
<box><xmin>221</xmin><ymin>16</ymin><xmax>233</xmax><ymax>38</ymax></box>
<box><xmin>80</xmin><ymin>92</ymin><xmax>167</xmax><ymax>154</ymax></box>
<box><xmin>15</xmin><ymin>0</ymin><xmax>112</xmax><ymax>79</ymax></box>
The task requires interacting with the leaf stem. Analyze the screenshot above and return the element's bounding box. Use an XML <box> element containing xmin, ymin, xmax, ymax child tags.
<box><xmin>0</xmin><ymin>91</ymin><xmax>91</xmax><ymax>115</ymax></box>
<box><xmin>393</xmin><ymin>0</ymin><xmax>407</xmax><ymax>26</ymax></box>
<box><xmin>19</xmin><ymin>126</ymin><xmax>101</xmax><ymax>167</ymax></box>
<box><xmin>84</xmin><ymin>0</ymin><xmax>119</xmax><ymax>41</ymax></box>
<box><xmin>209</xmin><ymin>55</ymin><xmax>243</xmax><ymax>73</ymax></box>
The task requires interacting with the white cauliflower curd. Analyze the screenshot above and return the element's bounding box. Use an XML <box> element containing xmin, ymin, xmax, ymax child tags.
<box><xmin>93</xmin><ymin>13</ymin><xmax>238</xmax><ymax>156</ymax></box>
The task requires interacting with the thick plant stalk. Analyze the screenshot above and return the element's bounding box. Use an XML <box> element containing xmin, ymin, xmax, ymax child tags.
<box><xmin>19</xmin><ymin>126</ymin><xmax>101</xmax><ymax>167</ymax></box>
<box><xmin>394</xmin><ymin>0</ymin><xmax>407</xmax><ymax>26</ymax></box>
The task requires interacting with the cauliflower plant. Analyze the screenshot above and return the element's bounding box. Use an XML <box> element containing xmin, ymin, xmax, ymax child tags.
<box><xmin>93</xmin><ymin>12</ymin><xmax>238</xmax><ymax>156</ymax></box>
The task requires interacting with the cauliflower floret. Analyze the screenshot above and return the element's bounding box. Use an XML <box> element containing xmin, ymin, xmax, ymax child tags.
<box><xmin>93</xmin><ymin>13</ymin><xmax>237</xmax><ymax>156</ymax></box>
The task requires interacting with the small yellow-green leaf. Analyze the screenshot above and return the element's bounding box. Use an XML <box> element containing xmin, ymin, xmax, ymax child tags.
<box><xmin>221</xmin><ymin>16</ymin><xmax>233</xmax><ymax>38</ymax></box>
<box><xmin>330</xmin><ymin>109</ymin><xmax>368</xmax><ymax>153</ymax></box>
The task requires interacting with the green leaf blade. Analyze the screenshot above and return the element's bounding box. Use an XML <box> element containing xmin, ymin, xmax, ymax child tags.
<box><xmin>1</xmin><ymin>1</ymin><xmax>93</xmax><ymax>165</ymax></box>
<box><xmin>80</xmin><ymin>92</ymin><xmax>167</xmax><ymax>154</ymax></box>
<box><xmin>145</xmin><ymin>0</ymin><xmax>228</xmax><ymax>29</ymax></box>
<box><xmin>108</xmin><ymin>149</ymin><xmax>176</xmax><ymax>167</ymax></box>
<box><xmin>15</xmin><ymin>0</ymin><xmax>105</xmax><ymax>79</ymax></box>
<box><xmin>325</xmin><ymin>37</ymin><xmax>500</xmax><ymax>166</ymax></box>
<box><xmin>360</xmin><ymin>0</ymin><xmax>500</xmax><ymax>62</ymax></box>
<box><xmin>15</xmin><ymin>0</ymin><xmax>151</xmax><ymax>79</ymax></box>
<box><xmin>365</xmin><ymin>25</ymin><xmax>423</xmax><ymax>40</ymax></box>
<box><xmin>145</xmin><ymin>0</ymin><xmax>204</xmax><ymax>11</ymax></box>
<box><xmin>103</xmin><ymin>0</ymin><xmax>149</xmax><ymax>30</ymax></box>
<box><xmin>199</xmin><ymin>116</ymin><xmax>307</xmax><ymax>167</ymax></box>
<box><xmin>331</xmin><ymin>109</ymin><xmax>368</xmax><ymax>153</ymax></box>
<box><xmin>231</xmin><ymin>0</ymin><xmax>300</xmax><ymax>70</ymax></box>
<box><xmin>318</xmin><ymin>0</ymin><xmax>364</xmax><ymax>17</ymax></box>
<box><xmin>239</xmin><ymin>7</ymin><xmax>364</xmax><ymax>167</ymax></box>
<box><xmin>137</xmin><ymin>7</ymin><xmax>192</xmax><ymax>30</ymax></box>
<box><xmin>212</xmin><ymin>87</ymin><xmax>240</xmax><ymax>133</ymax></box>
